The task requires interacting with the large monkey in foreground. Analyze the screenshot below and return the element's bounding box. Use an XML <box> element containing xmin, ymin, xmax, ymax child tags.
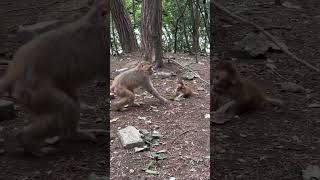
<box><xmin>0</xmin><ymin>0</ymin><xmax>109</xmax><ymax>156</ymax></box>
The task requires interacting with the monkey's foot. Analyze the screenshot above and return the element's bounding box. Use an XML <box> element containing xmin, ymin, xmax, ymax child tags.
<box><xmin>25</xmin><ymin>147</ymin><xmax>61</xmax><ymax>157</ymax></box>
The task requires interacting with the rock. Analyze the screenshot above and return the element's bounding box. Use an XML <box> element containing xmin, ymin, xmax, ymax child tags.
<box><xmin>238</xmin><ymin>32</ymin><xmax>286</xmax><ymax>58</ymax></box>
<box><xmin>308</xmin><ymin>103</ymin><xmax>320</xmax><ymax>108</ymax></box>
<box><xmin>118</xmin><ymin>126</ymin><xmax>144</xmax><ymax>149</ymax></box>
<box><xmin>45</xmin><ymin>136</ymin><xmax>60</xmax><ymax>145</ymax></box>
<box><xmin>182</xmin><ymin>72</ymin><xmax>197</xmax><ymax>80</ymax></box>
<box><xmin>0</xmin><ymin>138</ymin><xmax>4</xmax><ymax>144</ymax></box>
<box><xmin>17</xmin><ymin>20</ymin><xmax>63</xmax><ymax>43</ymax></box>
<box><xmin>279</xmin><ymin>82</ymin><xmax>305</xmax><ymax>93</ymax></box>
<box><xmin>0</xmin><ymin>99</ymin><xmax>15</xmax><ymax>121</ymax></box>
<box><xmin>139</xmin><ymin>129</ymin><xmax>149</xmax><ymax>135</ymax></box>
<box><xmin>283</xmin><ymin>1</ymin><xmax>302</xmax><ymax>9</ymax></box>
<box><xmin>88</xmin><ymin>173</ymin><xmax>108</xmax><ymax>180</ymax></box>
<box><xmin>134</xmin><ymin>145</ymin><xmax>149</xmax><ymax>153</ymax></box>
<box><xmin>155</xmin><ymin>71</ymin><xmax>173</xmax><ymax>78</ymax></box>
<box><xmin>302</xmin><ymin>165</ymin><xmax>320</xmax><ymax>180</ymax></box>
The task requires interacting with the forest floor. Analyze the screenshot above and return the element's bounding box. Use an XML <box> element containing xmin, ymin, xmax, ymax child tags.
<box><xmin>212</xmin><ymin>0</ymin><xmax>320</xmax><ymax>179</ymax></box>
<box><xmin>0</xmin><ymin>0</ymin><xmax>108</xmax><ymax>180</ymax></box>
<box><xmin>110</xmin><ymin>53</ymin><xmax>210</xmax><ymax>179</ymax></box>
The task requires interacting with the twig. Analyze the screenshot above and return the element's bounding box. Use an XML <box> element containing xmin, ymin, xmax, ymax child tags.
<box><xmin>170</xmin><ymin>127</ymin><xmax>198</xmax><ymax>144</ymax></box>
<box><xmin>211</xmin><ymin>1</ymin><xmax>320</xmax><ymax>73</ymax></box>
<box><xmin>168</xmin><ymin>58</ymin><xmax>210</xmax><ymax>85</ymax></box>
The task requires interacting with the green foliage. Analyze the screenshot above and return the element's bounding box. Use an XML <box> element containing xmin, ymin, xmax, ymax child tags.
<box><xmin>111</xmin><ymin>0</ymin><xmax>209</xmax><ymax>55</ymax></box>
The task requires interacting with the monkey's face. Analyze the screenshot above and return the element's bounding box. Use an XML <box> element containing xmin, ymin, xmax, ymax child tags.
<box><xmin>138</xmin><ymin>63</ymin><xmax>154</xmax><ymax>76</ymax></box>
<box><xmin>175</xmin><ymin>82</ymin><xmax>186</xmax><ymax>95</ymax></box>
<box><xmin>212</xmin><ymin>70</ymin><xmax>236</xmax><ymax>95</ymax></box>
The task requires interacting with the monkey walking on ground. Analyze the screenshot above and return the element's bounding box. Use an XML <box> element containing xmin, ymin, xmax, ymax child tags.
<box><xmin>110</xmin><ymin>61</ymin><xmax>170</xmax><ymax>111</ymax></box>
<box><xmin>0</xmin><ymin>0</ymin><xmax>109</xmax><ymax>157</ymax></box>
<box><xmin>212</xmin><ymin>61</ymin><xmax>284</xmax><ymax>123</ymax></box>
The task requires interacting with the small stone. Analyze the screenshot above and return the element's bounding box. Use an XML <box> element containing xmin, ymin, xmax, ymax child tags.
<box><xmin>238</xmin><ymin>158</ymin><xmax>246</xmax><ymax>163</ymax></box>
<box><xmin>0</xmin><ymin>148</ymin><xmax>5</xmax><ymax>155</ymax></box>
<box><xmin>45</xmin><ymin>136</ymin><xmax>60</xmax><ymax>145</ymax></box>
<box><xmin>88</xmin><ymin>173</ymin><xmax>109</xmax><ymax>180</ymax></box>
<box><xmin>95</xmin><ymin>118</ymin><xmax>103</xmax><ymax>124</ymax></box>
<box><xmin>308</xmin><ymin>103</ymin><xmax>320</xmax><ymax>108</ymax></box>
<box><xmin>0</xmin><ymin>99</ymin><xmax>15</xmax><ymax>121</ymax></box>
<box><xmin>279</xmin><ymin>82</ymin><xmax>305</xmax><ymax>93</ymax></box>
<box><xmin>118</xmin><ymin>126</ymin><xmax>144</xmax><ymax>149</ymax></box>
<box><xmin>0</xmin><ymin>138</ymin><xmax>4</xmax><ymax>143</ymax></box>
<box><xmin>139</xmin><ymin>129</ymin><xmax>149</xmax><ymax>135</ymax></box>
<box><xmin>129</xmin><ymin>169</ymin><xmax>134</xmax><ymax>173</ymax></box>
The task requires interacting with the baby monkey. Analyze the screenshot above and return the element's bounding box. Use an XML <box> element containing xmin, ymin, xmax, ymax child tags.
<box><xmin>175</xmin><ymin>80</ymin><xmax>194</xmax><ymax>100</ymax></box>
<box><xmin>212</xmin><ymin>61</ymin><xmax>283</xmax><ymax>117</ymax></box>
<box><xmin>110</xmin><ymin>61</ymin><xmax>169</xmax><ymax>111</ymax></box>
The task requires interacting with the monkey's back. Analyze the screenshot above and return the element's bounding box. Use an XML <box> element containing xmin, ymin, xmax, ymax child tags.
<box><xmin>237</xmin><ymin>78</ymin><xmax>265</xmax><ymax>111</ymax></box>
<box><xmin>112</xmin><ymin>68</ymin><xmax>148</xmax><ymax>91</ymax></box>
<box><xmin>8</xmin><ymin>17</ymin><xmax>107</xmax><ymax>89</ymax></box>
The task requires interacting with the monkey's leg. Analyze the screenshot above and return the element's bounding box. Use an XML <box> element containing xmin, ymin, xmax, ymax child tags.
<box><xmin>144</xmin><ymin>79</ymin><xmax>169</xmax><ymax>103</ymax></box>
<box><xmin>111</xmin><ymin>88</ymin><xmax>134</xmax><ymax>111</ymax></box>
<box><xmin>17</xmin><ymin>114</ymin><xmax>62</xmax><ymax>157</ymax></box>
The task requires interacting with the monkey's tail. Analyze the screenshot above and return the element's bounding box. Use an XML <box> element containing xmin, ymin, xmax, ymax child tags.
<box><xmin>265</xmin><ymin>97</ymin><xmax>284</xmax><ymax>107</ymax></box>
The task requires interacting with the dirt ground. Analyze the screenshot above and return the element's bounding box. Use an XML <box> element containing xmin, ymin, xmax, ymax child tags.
<box><xmin>110</xmin><ymin>53</ymin><xmax>210</xmax><ymax>179</ymax></box>
<box><xmin>211</xmin><ymin>0</ymin><xmax>320</xmax><ymax>179</ymax></box>
<box><xmin>0</xmin><ymin>1</ymin><xmax>108</xmax><ymax>180</ymax></box>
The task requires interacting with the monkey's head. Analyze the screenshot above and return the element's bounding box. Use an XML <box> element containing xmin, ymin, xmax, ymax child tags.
<box><xmin>137</xmin><ymin>61</ymin><xmax>154</xmax><ymax>76</ymax></box>
<box><xmin>175</xmin><ymin>80</ymin><xmax>185</xmax><ymax>93</ymax></box>
<box><xmin>212</xmin><ymin>61</ymin><xmax>239</xmax><ymax>95</ymax></box>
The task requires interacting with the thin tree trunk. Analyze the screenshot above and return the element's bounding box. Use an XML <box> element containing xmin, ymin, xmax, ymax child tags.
<box><xmin>190</xmin><ymin>0</ymin><xmax>200</xmax><ymax>60</ymax></box>
<box><xmin>132</xmin><ymin>0</ymin><xmax>136</xmax><ymax>29</ymax></box>
<box><xmin>111</xmin><ymin>20</ymin><xmax>119</xmax><ymax>55</ymax></box>
<box><xmin>141</xmin><ymin>0</ymin><xmax>163</xmax><ymax>68</ymax></box>
<box><xmin>111</xmin><ymin>0</ymin><xmax>139</xmax><ymax>53</ymax></box>
<box><xmin>173</xmin><ymin>0</ymin><xmax>189</xmax><ymax>53</ymax></box>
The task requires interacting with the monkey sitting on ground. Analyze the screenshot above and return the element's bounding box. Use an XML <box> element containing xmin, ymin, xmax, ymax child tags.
<box><xmin>174</xmin><ymin>80</ymin><xmax>194</xmax><ymax>100</ymax></box>
<box><xmin>212</xmin><ymin>61</ymin><xmax>283</xmax><ymax>122</ymax></box>
<box><xmin>0</xmin><ymin>0</ymin><xmax>109</xmax><ymax>157</ymax></box>
<box><xmin>110</xmin><ymin>61</ymin><xmax>170</xmax><ymax>111</ymax></box>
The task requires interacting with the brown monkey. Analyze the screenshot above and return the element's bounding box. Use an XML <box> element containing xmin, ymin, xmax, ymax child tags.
<box><xmin>175</xmin><ymin>80</ymin><xmax>194</xmax><ymax>99</ymax></box>
<box><xmin>212</xmin><ymin>61</ymin><xmax>283</xmax><ymax>117</ymax></box>
<box><xmin>110</xmin><ymin>61</ymin><xmax>169</xmax><ymax>111</ymax></box>
<box><xmin>0</xmin><ymin>0</ymin><xmax>109</xmax><ymax>156</ymax></box>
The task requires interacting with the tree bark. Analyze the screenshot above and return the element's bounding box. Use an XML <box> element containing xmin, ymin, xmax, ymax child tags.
<box><xmin>111</xmin><ymin>0</ymin><xmax>139</xmax><ymax>53</ymax></box>
<box><xmin>141</xmin><ymin>0</ymin><xmax>163</xmax><ymax>68</ymax></box>
<box><xmin>190</xmin><ymin>0</ymin><xmax>200</xmax><ymax>57</ymax></box>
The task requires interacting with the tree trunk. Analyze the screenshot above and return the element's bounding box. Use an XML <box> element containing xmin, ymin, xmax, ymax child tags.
<box><xmin>190</xmin><ymin>0</ymin><xmax>200</xmax><ymax>58</ymax></box>
<box><xmin>111</xmin><ymin>0</ymin><xmax>139</xmax><ymax>53</ymax></box>
<box><xmin>141</xmin><ymin>0</ymin><xmax>163</xmax><ymax>68</ymax></box>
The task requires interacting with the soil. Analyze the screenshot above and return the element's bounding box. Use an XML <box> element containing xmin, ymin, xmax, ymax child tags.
<box><xmin>0</xmin><ymin>1</ymin><xmax>108</xmax><ymax>180</ymax></box>
<box><xmin>110</xmin><ymin>53</ymin><xmax>210</xmax><ymax>179</ymax></box>
<box><xmin>211</xmin><ymin>0</ymin><xmax>320</xmax><ymax>179</ymax></box>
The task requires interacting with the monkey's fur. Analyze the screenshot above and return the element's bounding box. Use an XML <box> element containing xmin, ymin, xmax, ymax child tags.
<box><xmin>110</xmin><ymin>61</ymin><xmax>169</xmax><ymax>111</ymax></box>
<box><xmin>0</xmin><ymin>0</ymin><xmax>109</xmax><ymax>156</ymax></box>
<box><xmin>212</xmin><ymin>61</ymin><xmax>283</xmax><ymax>116</ymax></box>
<box><xmin>175</xmin><ymin>80</ymin><xmax>193</xmax><ymax>99</ymax></box>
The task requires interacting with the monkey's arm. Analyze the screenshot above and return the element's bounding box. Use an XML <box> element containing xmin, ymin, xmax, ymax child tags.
<box><xmin>144</xmin><ymin>78</ymin><xmax>169</xmax><ymax>103</ymax></box>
